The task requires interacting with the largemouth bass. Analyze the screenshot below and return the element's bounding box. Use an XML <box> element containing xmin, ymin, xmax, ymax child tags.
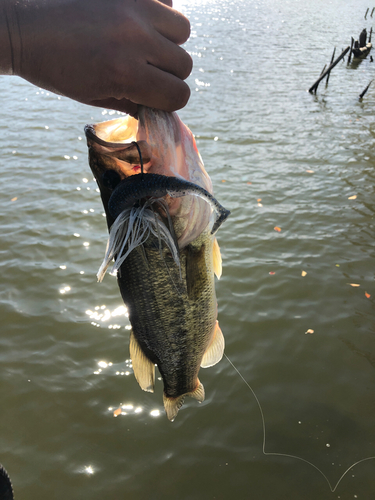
<box><xmin>85</xmin><ymin>107</ymin><xmax>230</xmax><ymax>421</ymax></box>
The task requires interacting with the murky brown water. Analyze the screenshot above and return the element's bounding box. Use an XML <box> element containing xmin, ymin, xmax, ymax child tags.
<box><xmin>0</xmin><ymin>0</ymin><xmax>374</xmax><ymax>498</ymax></box>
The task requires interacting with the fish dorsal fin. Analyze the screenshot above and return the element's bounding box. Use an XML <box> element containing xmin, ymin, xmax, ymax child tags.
<box><xmin>213</xmin><ymin>238</ymin><xmax>222</xmax><ymax>279</ymax></box>
<box><xmin>129</xmin><ymin>331</ymin><xmax>155</xmax><ymax>393</ymax></box>
<box><xmin>201</xmin><ymin>321</ymin><xmax>225</xmax><ymax>368</ymax></box>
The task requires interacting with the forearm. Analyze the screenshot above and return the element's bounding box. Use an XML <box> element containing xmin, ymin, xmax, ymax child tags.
<box><xmin>0</xmin><ymin>0</ymin><xmax>46</xmax><ymax>79</ymax></box>
<box><xmin>0</xmin><ymin>0</ymin><xmax>15</xmax><ymax>74</ymax></box>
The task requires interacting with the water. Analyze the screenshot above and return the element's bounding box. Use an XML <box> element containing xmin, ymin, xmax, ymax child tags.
<box><xmin>0</xmin><ymin>0</ymin><xmax>374</xmax><ymax>498</ymax></box>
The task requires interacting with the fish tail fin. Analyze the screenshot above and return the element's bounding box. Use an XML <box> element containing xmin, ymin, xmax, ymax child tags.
<box><xmin>189</xmin><ymin>380</ymin><xmax>205</xmax><ymax>402</ymax></box>
<box><xmin>163</xmin><ymin>381</ymin><xmax>205</xmax><ymax>422</ymax></box>
<box><xmin>163</xmin><ymin>394</ymin><xmax>185</xmax><ymax>422</ymax></box>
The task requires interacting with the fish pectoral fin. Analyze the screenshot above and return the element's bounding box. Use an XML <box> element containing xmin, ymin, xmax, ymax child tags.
<box><xmin>201</xmin><ymin>321</ymin><xmax>225</xmax><ymax>368</ymax></box>
<box><xmin>213</xmin><ymin>237</ymin><xmax>222</xmax><ymax>279</ymax></box>
<box><xmin>163</xmin><ymin>381</ymin><xmax>205</xmax><ymax>422</ymax></box>
<box><xmin>129</xmin><ymin>332</ymin><xmax>155</xmax><ymax>393</ymax></box>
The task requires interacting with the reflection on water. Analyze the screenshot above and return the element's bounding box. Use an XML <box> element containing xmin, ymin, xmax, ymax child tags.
<box><xmin>86</xmin><ymin>304</ymin><xmax>129</xmax><ymax>329</ymax></box>
<box><xmin>83</xmin><ymin>466</ymin><xmax>94</xmax><ymax>475</ymax></box>
<box><xmin>0</xmin><ymin>0</ymin><xmax>375</xmax><ymax>498</ymax></box>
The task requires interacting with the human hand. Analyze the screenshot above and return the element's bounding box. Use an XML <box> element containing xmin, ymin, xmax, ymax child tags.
<box><xmin>0</xmin><ymin>0</ymin><xmax>192</xmax><ymax>115</ymax></box>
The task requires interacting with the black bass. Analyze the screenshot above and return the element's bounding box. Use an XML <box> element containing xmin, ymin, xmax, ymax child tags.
<box><xmin>85</xmin><ymin>107</ymin><xmax>230</xmax><ymax>421</ymax></box>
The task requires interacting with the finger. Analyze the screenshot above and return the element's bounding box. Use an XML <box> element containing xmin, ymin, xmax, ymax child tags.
<box><xmin>124</xmin><ymin>62</ymin><xmax>191</xmax><ymax>111</ymax></box>
<box><xmin>141</xmin><ymin>0</ymin><xmax>190</xmax><ymax>45</ymax></box>
<box><xmin>146</xmin><ymin>34</ymin><xmax>193</xmax><ymax>80</ymax></box>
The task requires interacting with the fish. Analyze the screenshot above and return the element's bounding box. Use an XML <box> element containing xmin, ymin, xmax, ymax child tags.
<box><xmin>84</xmin><ymin>107</ymin><xmax>230</xmax><ymax>421</ymax></box>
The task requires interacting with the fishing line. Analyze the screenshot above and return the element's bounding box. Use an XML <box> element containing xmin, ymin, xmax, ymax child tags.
<box><xmin>224</xmin><ymin>353</ymin><xmax>375</xmax><ymax>492</ymax></box>
<box><xmin>132</xmin><ymin>141</ymin><xmax>144</xmax><ymax>176</ymax></box>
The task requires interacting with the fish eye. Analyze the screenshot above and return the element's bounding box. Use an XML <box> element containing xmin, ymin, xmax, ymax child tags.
<box><xmin>101</xmin><ymin>170</ymin><xmax>121</xmax><ymax>190</ymax></box>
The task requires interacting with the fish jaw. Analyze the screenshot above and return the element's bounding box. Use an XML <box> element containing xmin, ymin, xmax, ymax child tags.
<box><xmin>85</xmin><ymin>118</ymin><xmax>151</xmax><ymax>228</ymax></box>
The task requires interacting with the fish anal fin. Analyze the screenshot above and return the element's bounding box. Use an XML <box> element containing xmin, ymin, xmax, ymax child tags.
<box><xmin>129</xmin><ymin>331</ymin><xmax>155</xmax><ymax>393</ymax></box>
<box><xmin>213</xmin><ymin>237</ymin><xmax>222</xmax><ymax>279</ymax></box>
<box><xmin>201</xmin><ymin>321</ymin><xmax>225</xmax><ymax>368</ymax></box>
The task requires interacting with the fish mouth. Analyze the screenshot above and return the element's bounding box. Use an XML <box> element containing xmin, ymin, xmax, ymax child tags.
<box><xmin>84</xmin><ymin>117</ymin><xmax>152</xmax><ymax>228</ymax></box>
<box><xmin>85</xmin><ymin>115</ymin><xmax>230</xmax><ymax>240</ymax></box>
<box><xmin>84</xmin><ymin>111</ymin><xmax>221</xmax><ymax>247</ymax></box>
<box><xmin>85</xmin><ymin>124</ymin><xmax>152</xmax><ymax>165</ymax></box>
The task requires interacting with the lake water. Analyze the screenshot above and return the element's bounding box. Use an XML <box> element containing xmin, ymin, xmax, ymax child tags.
<box><xmin>0</xmin><ymin>0</ymin><xmax>375</xmax><ymax>498</ymax></box>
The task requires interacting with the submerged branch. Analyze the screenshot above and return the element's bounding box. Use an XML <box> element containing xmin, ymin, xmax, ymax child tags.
<box><xmin>309</xmin><ymin>46</ymin><xmax>350</xmax><ymax>94</ymax></box>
